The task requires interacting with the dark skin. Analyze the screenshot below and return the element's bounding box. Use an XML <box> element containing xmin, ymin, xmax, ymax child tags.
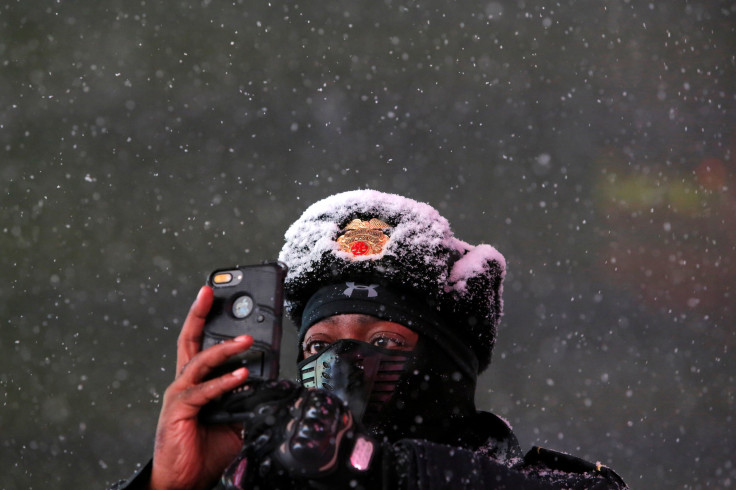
<box><xmin>149</xmin><ymin>287</ymin><xmax>418</xmax><ymax>490</ymax></box>
<box><xmin>302</xmin><ymin>313</ymin><xmax>418</xmax><ymax>357</ymax></box>
<box><xmin>149</xmin><ymin>286</ymin><xmax>253</xmax><ymax>490</ymax></box>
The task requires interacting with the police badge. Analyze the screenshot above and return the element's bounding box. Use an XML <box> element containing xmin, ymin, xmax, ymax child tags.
<box><xmin>336</xmin><ymin>218</ymin><xmax>390</xmax><ymax>256</ymax></box>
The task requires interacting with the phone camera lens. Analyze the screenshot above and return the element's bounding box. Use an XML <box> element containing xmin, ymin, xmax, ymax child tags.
<box><xmin>232</xmin><ymin>295</ymin><xmax>254</xmax><ymax>319</ymax></box>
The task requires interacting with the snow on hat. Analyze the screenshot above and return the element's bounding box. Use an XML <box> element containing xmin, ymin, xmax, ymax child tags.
<box><xmin>277</xmin><ymin>189</ymin><xmax>506</xmax><ymax>372</ymax></box>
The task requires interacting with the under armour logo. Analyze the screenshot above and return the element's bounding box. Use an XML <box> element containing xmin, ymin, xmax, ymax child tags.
<box><xmin>343</xmin><ymin>282</ymin><xmax>379</xmax><ymax>298</ymax></box>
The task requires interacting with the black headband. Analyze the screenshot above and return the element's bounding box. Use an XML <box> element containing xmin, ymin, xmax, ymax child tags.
<box><xmin>299</xmin><ymin>281</ymin><xmax>479</xmax><ymax>379</ymax></box>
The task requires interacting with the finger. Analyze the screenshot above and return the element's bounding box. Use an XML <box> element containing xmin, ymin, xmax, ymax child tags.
<box><xmin>176</xmin><ymin>286</ymin><xmax>214</xmax><ymax>374</ymax></box>
<box><xmin>179</xmin><ymin>365</ymin><xmax>250</xmax><ymax>413</ymax></box>
<box><xmin>176</xmin><ymin>334</ymin><xmax>254</xmax><ymax>387</ymax></box>
<box><xmin>165</xmin><ymin>366</ymin><xmax>251</xmax><ymax>418</ymax></box>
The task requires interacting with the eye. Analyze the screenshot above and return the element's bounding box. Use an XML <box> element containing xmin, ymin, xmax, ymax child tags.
<box><xmin>370</xmin><ymin>335</ymin><xmax>410</xmax><ymax>350</ymax></box>
<box><xmin>303</xmin><ymin>339</ymin><xmax>331</xmax><ymax>357</ymax></box>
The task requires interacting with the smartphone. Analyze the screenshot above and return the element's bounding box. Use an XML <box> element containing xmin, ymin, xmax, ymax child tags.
<box><xmin>199</xmin><ymin>262</ymin><xmax>287</xmax><ymax>423</ymax></box>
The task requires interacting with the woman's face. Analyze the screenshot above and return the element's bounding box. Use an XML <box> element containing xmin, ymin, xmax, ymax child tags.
<box><xmin>301</xmin><ymin>313</ymin><xmax>419</xmax><ymax>359</ymax></box>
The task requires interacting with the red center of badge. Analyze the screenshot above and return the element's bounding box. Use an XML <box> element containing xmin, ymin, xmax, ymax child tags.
<box><xmin>350</xmin><ymin>241</ymin><xmax>370</xmax><ymax>255</ymax></box>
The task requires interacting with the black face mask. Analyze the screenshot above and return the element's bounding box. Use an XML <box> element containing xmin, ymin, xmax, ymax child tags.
<box><xmin>298</xmin><ymin>338</ymin><xmax>480</xmax><ymax>445</ymax></box>
<box><xmin>298</xmin><ymin>339</ymin><xmax>412</xmax><ymax>424</ymax></box>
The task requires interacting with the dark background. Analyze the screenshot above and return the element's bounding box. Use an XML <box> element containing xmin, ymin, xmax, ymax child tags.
<box><xmin>2</xmin><ymin>1</ymin><xmax>734</xmax><ymax>488</ymax></box>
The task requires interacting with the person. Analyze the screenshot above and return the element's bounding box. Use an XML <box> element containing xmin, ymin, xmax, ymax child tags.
<box><xmin>111</xmin><ymin>190</ymin><xmax>627</xmax><ymax>489</ymax></box>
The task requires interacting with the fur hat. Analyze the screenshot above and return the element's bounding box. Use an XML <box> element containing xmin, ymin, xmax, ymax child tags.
<box><xmin>277</xmin><ymin>190</ymin><xmax>506</xmax><ymax>372</ymax></box>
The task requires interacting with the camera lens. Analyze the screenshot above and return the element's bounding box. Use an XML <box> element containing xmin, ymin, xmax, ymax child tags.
<box><xmin>232</xmin><ymin>295</ymin><xmax>254</xmax><ymax>319</ymax></box>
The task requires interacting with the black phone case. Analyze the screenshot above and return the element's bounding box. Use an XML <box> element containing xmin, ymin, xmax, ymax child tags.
<box><xmin>202</xmin><ymin>262</ymin><xmax>286</xmax><ymax>380</ymax></box>
<box><xmin>199</xmin><ymin>262</ymin><xmax>287</xmax><ymax>424</ymax></box>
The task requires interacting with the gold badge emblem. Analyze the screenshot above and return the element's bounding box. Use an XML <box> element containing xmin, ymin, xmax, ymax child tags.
<box><xmin>337</xmin><ymin>218</ymin><xmax>390</xmax><ymax>256</ymax></box>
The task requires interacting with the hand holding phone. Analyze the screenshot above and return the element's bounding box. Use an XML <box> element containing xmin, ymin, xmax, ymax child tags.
<box><xmin>199</xmin><ymin>262</ymin><xmax>287</xmax><ymax>423</ymax></box>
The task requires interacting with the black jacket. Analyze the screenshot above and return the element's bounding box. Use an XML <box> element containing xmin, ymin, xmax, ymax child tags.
<box><xmin>110</xmin><ymin>411</ymin><xmax>626</xmax><ymax>489</ymax></box>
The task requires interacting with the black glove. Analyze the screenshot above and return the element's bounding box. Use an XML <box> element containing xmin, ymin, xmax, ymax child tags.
<box><xmin>217</xmin><ymin>379</ymin><xmax>382</xmax><ymax>490</ymax></box>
